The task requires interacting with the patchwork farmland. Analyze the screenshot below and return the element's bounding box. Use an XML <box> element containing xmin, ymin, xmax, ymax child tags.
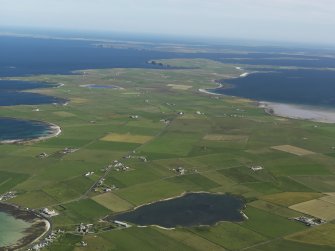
<box><xmin>1</xmin><ymin>58</ymin><xmax>335</xmax><ymax>250</ymax></box>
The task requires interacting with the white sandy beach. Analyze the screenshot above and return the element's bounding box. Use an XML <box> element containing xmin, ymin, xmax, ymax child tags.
<box><xmin>259</xmin><ymin>102</ymin><xmax>335</xmax><ymax>123</ymax></box>
<box><xmin>198</xmin><ymin>88</ymin><xmax>222</xmax><ymax>96</ymax></box>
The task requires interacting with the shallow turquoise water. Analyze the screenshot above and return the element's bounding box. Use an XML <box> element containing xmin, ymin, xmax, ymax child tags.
<box><xmin>0</xmin><ymin>212</ymin><xmax>31</xmax><ymax>248</ymax></box>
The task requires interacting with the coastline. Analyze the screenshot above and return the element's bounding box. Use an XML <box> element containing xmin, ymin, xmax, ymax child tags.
<box><xmin>259</xmin><ymin>102</ymin><xmax>335</xmax><ymax>124</ymax></box>
<box><xmin>0</xmin><ymin>121</ymin><xmax>61</xmax><ymax>144</ymax></box>
<box><xmin>198</xmin><ymin>67</ymin><xmax>249</xmax><ymax>96</ymax></box>
<box><xmin>80</xmin><ymin>84</ymin><xmax>124</xmax><ymax>90</ymax></box>
<box><xmin>199</xmin><ymin>68</ymin><xmax>335</xmax><ymax>124</ymax></box>
<box><xmin>198</xmin><ymin>84</ymin><xmax>223</xmax><ymax>96</ymax></box>
<box><xmin>0</xmin><ymin>203</ymin><xmax>51</xmax><ymax>250</ymax></box>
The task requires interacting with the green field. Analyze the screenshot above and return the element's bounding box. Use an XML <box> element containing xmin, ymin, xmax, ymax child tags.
<box><xmin>1</xmin><ymin>57</ymin><xmax>335</xmax><ymax>251</ymax></box>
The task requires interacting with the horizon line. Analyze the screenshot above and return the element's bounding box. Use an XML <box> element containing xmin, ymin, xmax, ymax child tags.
<box><xmin>1</xmin><ymin>26</ymin><xmax>335</xmax><ymax>50</ymax></box>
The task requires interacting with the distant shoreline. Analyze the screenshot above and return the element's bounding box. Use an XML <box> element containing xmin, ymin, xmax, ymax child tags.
<box><xmin>0</xmin><ymin>203</ymin><xmax>51</xmax><ymax>250</ymax></box>
<box><xmin>198</xmin><ymin>83</ymin><xmax>223</xmax><ymax>96</ymax></box>
<box><xmin>199</xmin><ymin>68</ymin><xmax>335</xmax><ymax>124</ymax></box>
<box><xmin>198</xmin><ymin>66</ymin><xmax>249</xmax><ymax>95</ymax></box>
<box><xmin>80</xmin><ymin>84</ymin><xmax>124</xmax><ymax>90</ymax></box>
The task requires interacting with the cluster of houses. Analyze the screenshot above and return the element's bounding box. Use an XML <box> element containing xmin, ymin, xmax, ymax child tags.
<box><xmin>0</xmin><ymin>191</ymin><xmax>16</xmax><ymax>201</ymax></box>
<box><xmin>97</xmin><ymin>178</ymin><xmax>105</xmax><ymax>187</ymax></box>
<box><xmin>84</xmin><ymin>171</ymin><xmax>95</xmax><ymax>177</ymax></box>
<box><xmin>104</xmin><ymin>162</ymin><xmax>116</xmax><ymax>172</ymax></box>
<box><xmin>60</xmin><ymin>147</ymin><xmax>78</xmax><ymax>155</ymax></box>
<box><xmin>94</xmin><ymin>177</ymin><xmax>117</xmax><ymax>193</ymax></box>
<box><xmin>102</xmin><ymin>185</ymin><xmax>117</xmax><ymax>193</ymax></box>
<box><xmin>292</xmin><ymin>216</ymin><xmax>326</xmax><ymax>226</ymax></box>
<box><xmin>40</xmin><ymin>208</ymin><xmax>58</xmax><ymax>218</ymax></box>
<box><xmin>36</xmin><ymin>147</ymin><xmax>78</xmax><ymax>159</ymax></box>
<box><xmin>91</xmin><ymin>160</ymin><xmax>130</xmax><ymax>193</ymax></box>
<box><xmin>166</xmin><ymin>102</ymin><xmax>176</xmax><ymax>106</ymax></box>
<box><xmin>81</xmin><ymin>241</ymin><xmax>88</xmax><ymax>247</ymax></box>
<box><xmin>229</xmin><ymin>114</ymin><xmax>245</xmax><ymax>118</ymax></box>
<box><xmin>173</xmin><ymin>167</ymin><xmax>186</xmax><ymax>175</ymax></box>
<box><xmin>113</xmin><ymin>220</ymin><xmax>131</xmax><ymax>228</ymax></box>
<box><xmin>113</xmin><ymin>160</ymin><xmax>130</xmax><ymax>172</ymax></box>
<box><xmin>36</xmin><ymin>152</ymin><xmax>48</xmax><ymax>159</ymax></box>
<box><xmin>160</xmin><ymin>119</ymin><xmax>170</xmax><ymax>124</ymax></box>
<box><xmin>139</xmin><ymin>156</ymin><xmax>148</xmax><ymax>162</ymax></box>
<box><xmin>123</xmin><ymin>155</ymin><xmax>148</xmax><ymax>162</ymax></box>
<box><xmin>195</xmin><ymin>111</ymin><xmax>205</xmax><ymax>115</ymax></box>
<box><xmin>77</xmin><ymin>223</ymin><xmax>93</xmax><ymax>234</ymax></box>
<box><xmin>28</xmin><ymin>229</ymin><xmax>64</xmax><ymax>251</ymax></box>
<box><xmin>250</xmin><ymin>166</ymin><xmax>264</xmax><ymax>172</ymax></box>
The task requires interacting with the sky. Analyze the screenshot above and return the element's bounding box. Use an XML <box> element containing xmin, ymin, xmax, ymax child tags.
<box><xmin>1</xmin><ymin>0</ymin><xmax>335</xmax><ymax>44</ymax></box>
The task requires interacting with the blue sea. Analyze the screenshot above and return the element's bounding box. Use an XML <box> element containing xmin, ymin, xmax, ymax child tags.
<box><xmin>0</xmin><ymin>36</ymin><xmax>195</xmax><ymax>77</ymax></box>
<box><xmin>0</xmin><ymin>80</ymin><xmax>66</xmax><ymax>106</ymax></box>
<box><xmin>0</xmin><ymin>117</ymin><xmax>57</xmax><ymax>143</ymax></box>
<box><xmin>2</xmin><ymin>36</ymin><xmax>335</xmax><ymax>78</ymax></box>
<box><xmin>212</xmin><ymin>69</ymin><xmax>335</xmax><ymax>107</ymax></box>
<box><xmin>217</xmin><ymin>53</ymin><xmax>335</xmax><ymax>68</ymax></box>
